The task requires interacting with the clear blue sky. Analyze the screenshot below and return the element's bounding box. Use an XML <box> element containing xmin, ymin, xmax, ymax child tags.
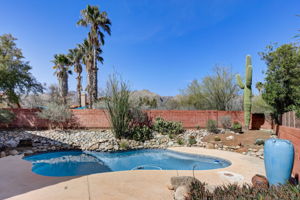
<box><xmin>0</xmin><ymin>0</ymin><xmax>299</xmax><ymax>96</ymax></box>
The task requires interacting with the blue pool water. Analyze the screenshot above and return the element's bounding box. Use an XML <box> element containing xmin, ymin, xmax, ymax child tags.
<box><xmin>24</xmin><ymin>149</ymin><xmax>231</xmax><ymax>177</ymax></box>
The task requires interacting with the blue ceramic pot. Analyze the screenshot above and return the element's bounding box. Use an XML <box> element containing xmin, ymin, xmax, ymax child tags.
<box><xmin>264</xmin><ymin>138</ymin><xmax>294</xmax><ymax>185</ymax></box>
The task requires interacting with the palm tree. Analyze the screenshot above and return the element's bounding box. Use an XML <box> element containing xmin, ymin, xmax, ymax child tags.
<box><xmin>78</xmin><ymin>38</ymin><xmax>103</xmax><ymax>108</ymax></box>
<box><xmin>52</xmin><ymin>54</ymin><xmax>72</xmax><ymax>104</ymax></box>
<box><xmin>77</xmin><ymin>5</ymin><xmax>111</xmax><ymax>106</ymax></box>
<box><xmin>68</xmin><ymin>48</ymin><xmax>83</xmax><ymax>106</ymax></box>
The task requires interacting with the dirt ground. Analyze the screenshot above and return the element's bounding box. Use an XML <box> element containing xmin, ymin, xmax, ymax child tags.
<box><xmin>202</xmin><ymin>130</ymin><xmax>274</xmax><ymax>153</ymax></box>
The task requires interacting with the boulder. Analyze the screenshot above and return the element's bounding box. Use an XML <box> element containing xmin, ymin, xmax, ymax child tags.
<box><xmin>23</xmin><ymin>150</ymin><xmax>34</xmax><ymax>156</ymax></box>
<box><xmin>226</xmin><ymin>136</ymin><xmax>234</xmax><ymax>140</ymax></box>
<box><xmin>170</xmin><ymin>176</ymin><xmax>201</xmax><ymax>190</ymax></box>
<box><xmin>8</xmin><ymin>149</ymin><xmax>18</xmax><ymax>156</ymax></box>
<box><xmin>174</xmin><ymin>185</ymin><xmax>191</xmax><ymax>200</ymax></box>
<box><xmin>252</xmin><ymin>174</ymin><xmax>269</xmax><ymax>189</ymax></box>
<box><xmin>0</xmin><ymin>151</ymin><xmax>6</xmax><ymax>158</ymax></box>
<box><xmin>6</xmin><ymin>139</ymin><xmax>19</xmax><ymax>148</ymax></box>
<box><xmin>206</xmin><ymin>143</ymin><xmax>214</xmax><ymax>149</ymax></box>
<box><xmin>255</xmin><ymin>139</ymin><xmax>265</xmax><ymax>145</ymax></box>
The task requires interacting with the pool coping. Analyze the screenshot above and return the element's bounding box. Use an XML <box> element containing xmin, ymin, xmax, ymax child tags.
<box><xmin>0</xmin><ymin>147</ymin><xmax>265</xmax><ymax>200</ymax></box>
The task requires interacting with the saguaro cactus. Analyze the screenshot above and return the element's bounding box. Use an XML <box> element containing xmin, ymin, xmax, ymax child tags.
<box><xmin>236</xmin><ymin>55</ymin><xmax>253</xmax><ymax>129</ymax></box>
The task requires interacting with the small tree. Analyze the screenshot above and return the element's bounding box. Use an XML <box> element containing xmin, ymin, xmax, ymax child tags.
<box><xmin>180</xmin><ymin>66</ymin><xmax>239</xmax><ymax>110</ymax></box>
<box><xmin>0</xmin><ymin>34</ymin><xmax>43</xmax><ymax>106</ymax></box>
<box><xmin>259</xmin><ymin>44</ymin><xmax>300</xmax><ymax>124</ymax></box>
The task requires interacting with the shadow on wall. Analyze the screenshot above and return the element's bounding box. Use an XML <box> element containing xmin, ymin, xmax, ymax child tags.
<box><xmin>251</xmin><ymin>113</ymin><xmax>274</xmax><ymax>130</ymax></box>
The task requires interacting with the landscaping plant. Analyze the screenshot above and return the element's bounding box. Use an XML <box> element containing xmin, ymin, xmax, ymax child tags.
<box><xmin>0</xmin><ymin>109</ymin><xmax>15</xmax><ymax>124</ymax></box>
<box><xmin>188</xmin><ymin>136</ymin><xmax>197</xmax><ymax>145</ymax></box>
<box><xmin>220</xmin><ymin>115</ymin><xmax>232</xmax><ymax>129</ymax></box>
<box><xmin>37</xmin><ymin>102</ymin><xmax>72</xmax><ymax>129</ymax></box>
<box><xmin>206</xmin><ymin>119</ymin><xmax>218</xmax><ymax>133</ymax></box>
<box><xmin>190</xmin><ymin>180</ymin><xmax>300</xmax><ymax>200</ymax></box>
<box><xmin>236</xmin><ymin>55</ymin><xmax>253</xmax><ymax>129</ymax></box>
<box><xmin>231</xmin><ymin>121</ymin><xmax>242</xmax><ymax>133</ymax></box>
<box><xmin>153</xmin><ymin>117</ymin><xmax>184</xmax><ymax>135</ymax></box>
<box><xmin>105</xmin><ymin>75</ymin><xmax>131</xmax><ymax>139</ymax></box>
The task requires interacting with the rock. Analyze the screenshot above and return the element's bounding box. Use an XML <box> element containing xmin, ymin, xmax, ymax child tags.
<box><xmin>226</xmin><ymin>136</ymin><xmax>234</xmax><ymax>140</ymax></box>
<box><xmin>23</xmin><ymin>150</ymin><xmax>34</xmax><ymax>156</ymax></box>
<box><xmin>8</xmin><ymin>149</ymin><xmax>18</xmax><ymax>156</ymax></box>
<box><xmin>255</xmin><ymin>139</ymin><xmax>265</xmax><ymax>145</ymax></box>
<box><xmin>0</xmin><ymin>151</ymin><xmax>6</xmax><ymax>158</ymax></box>
<box><xmin>170</xmin><ymin>176</ymin><xmax>200</xmax><ymax>190</ymax></box>
<box><xmin>174</xmin><ymin>185</ymin><xmax>191</xmax><ymax>200</ymax></box>
<box><xmin>6</xmin><ymin>139</ymin><xmax>19</xmax><ymax>148</ymax></box>
<box><xmin>167</xmin><ymin>184</ymin><xmax>174</xmax><ymax>190</ymax></box>
<box><xmin>206</xmin><ymin>143</ymin><xmax>215</xmax><ymax>149</ymax></box>
<box><xmin>251</xmin><ymin>174</ymin><xmax>269</xmax><ymax>189</ymax></box>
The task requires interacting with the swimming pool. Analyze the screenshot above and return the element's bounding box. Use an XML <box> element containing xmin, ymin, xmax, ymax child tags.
<box><xmin>24</xmin><ymin>149</ymin><xmax>231</xmax><ymax>177</ymax></box>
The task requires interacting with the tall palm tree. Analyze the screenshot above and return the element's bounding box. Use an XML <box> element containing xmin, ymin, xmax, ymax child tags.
<box><xmin>52</xmin><ymin>54</ymin><xmax>72</xmax><ymax>104</ymax></box>
<box><xmin>77</xmin><ymin>5</ymin><xmax>111</xmax><ymax>106</ymax></box>
<box><xmin>68</xmin><ymin>48</ymin><xmax>83</xmax><ymax>106</ymax></box>
<box><xmin>78</xmin><ymin>38</ymin><xmax>103</xmax><ymax>108</ymax></box>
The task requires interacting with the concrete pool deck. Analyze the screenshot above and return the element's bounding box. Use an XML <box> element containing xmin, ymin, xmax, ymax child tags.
<box><xmin>0</xmin><ymin>147</ymin><xmax>265</xmax><ymax>200</ymax></box>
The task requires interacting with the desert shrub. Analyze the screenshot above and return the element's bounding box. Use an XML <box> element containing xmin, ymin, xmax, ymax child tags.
<box><xmin>220</xmin><ymin>115</ymin><xmax>231</xmax><ymax>129</ymax></box>
<box><xmin>119</xmin><ymin>140</ymin><xmax>129</xmax><ymax>150</ymax></box>
<box><xmin>153</xmin><ymin>117</ymin><xmax>184</xmax><ymax>135</ymax></box>
<box><xmin>130</xmin><ymin>125</ymin><xmax>152</xmax><ymax>142</ymax></box>
<box><xmin>188</xmin><ymin>136</ymin><xmax>197</xmax><ymax>145</ymax></box>
<box><xmin>206</xmin><ymin>119</ymin><xmax>218</xmax><ymax>133</ymax></box>
<box><xmin>128</xmin><ymin>107</ymin><xmax>153</xmax><ymax>141</ymax></box>
<box><xmin>177</xmin><ymin>138</ymin><xmax>184</xmax><ymax>145</ymax></box>
<box><xmin>0</xmin><ymin>109</ymin><xmax>15</xmax><ymax>124</ymax></box>
<box><xmin>232</xmin><ymin>121</ymin><xmax>242</xmax><ymax>129</ymax></box>
<box><xmin>105</xmin><ymin>75</ymin><xmax>154</xmax><ymax>141</ymax></box>
<box><xmin>190</xmin><ymin>180</ymin><xmax>300</xmax><ymax>200</ymax></box>
<box><xmin>214</xmin><ymin>136</ymin><xmax>221</xmax><ymax>142</ymax></box>
<box><xmin>105</xmin><ymin>75</ymin><xmax>131</xmax><ymax>139</ymax></box>
<box><xmin>37</xmin><ymin>102</ymin><xmax>72</xmax><ymax>128</ymax></box>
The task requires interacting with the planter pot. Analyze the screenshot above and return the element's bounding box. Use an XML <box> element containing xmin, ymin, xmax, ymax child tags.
<box><xmin>264</xmin><ymin>138</ymin><xmax>294</xmax><ymax>185</ymax></box>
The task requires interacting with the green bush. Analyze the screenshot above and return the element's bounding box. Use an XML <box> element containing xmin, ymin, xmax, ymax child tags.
<box><xmin>130</xmin><ymin>125</ymin><xmax>152</xmax><ymax>142</ymax></box>
<box><xmin>128</xmin><ymin>107</ymin><xmax>153</xmax><ymax>142</ymax></box>
<box><xmin>190</xmin><ymin>180</ymin><xmax>300</xmax><ymax>200</ymax></box>
<box><xmin>177</xmin><ymin>138</ymin><xmax>184</xmax><ymax>145</ymax></box>
<box><xmin>153</xmin><ymin>117</ymin><xmax>184</xmax><ymax>135</ymax></box>
<box><xmin>206</xmin><ymin>119</ymin><xmax>218</xmax><ymax>133</ymax></box>
<box><xmin>37</xmin><ymin>102</ymin><xmax>72</xmax><ymax>128</ymax></box>
<box><xmin>214</xmin><ymin>136</ymin><xmax>221</xmax><ymax>142</ymax></box>
<box><xmin>232</xmin><ymin>121</ymin><xmax>242</xmax><ymax>129</ymax></box>
<box><xmin>220</xmin><ymin>115</ymin><xmax>231</xmax><ymax>129</ymax></box>
<box><xmin>0</xmin><ymin>109</ymin><xmax>15</xmax><ymax>124</ymax></box>
<box><xmin>188</xmin><ymin>136</ymin><xmax>197</xmax><ymax>145</ymax></box>
<box><xmin>119</xmin><ymin>140</ymin><xmax>129</xmax><ymax>150</ymax></box>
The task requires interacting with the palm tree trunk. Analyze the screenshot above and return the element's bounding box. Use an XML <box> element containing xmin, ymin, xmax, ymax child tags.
<box><xmin>76</xmin><ymin>73</ymin><xmax>82</xmax><ymax>106</ymax></box>
<box><xmin>92</xmin><ymin>47</ymin><xmax>98</xmax><ymax>105</ymax></box>
<box><xmin>62</xmin><ymin>72</ymin><xmax>68</xmax><ymax>104</ymax></box>
<box><xmin>87</xmin><ymin>63</ymin><xmax>93</xmax><ymax>108</ymax></box>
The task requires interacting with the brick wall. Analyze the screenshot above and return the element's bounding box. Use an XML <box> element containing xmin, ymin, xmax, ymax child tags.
<box><xmin>277</xmin><ymin>126</ymin><xmax>300</xmax><ymax>180</ymax></box>
<box><xmin>1</xmin><ymin>109</ymin><xmax>245</xmax><ymax>129</ymax></box>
